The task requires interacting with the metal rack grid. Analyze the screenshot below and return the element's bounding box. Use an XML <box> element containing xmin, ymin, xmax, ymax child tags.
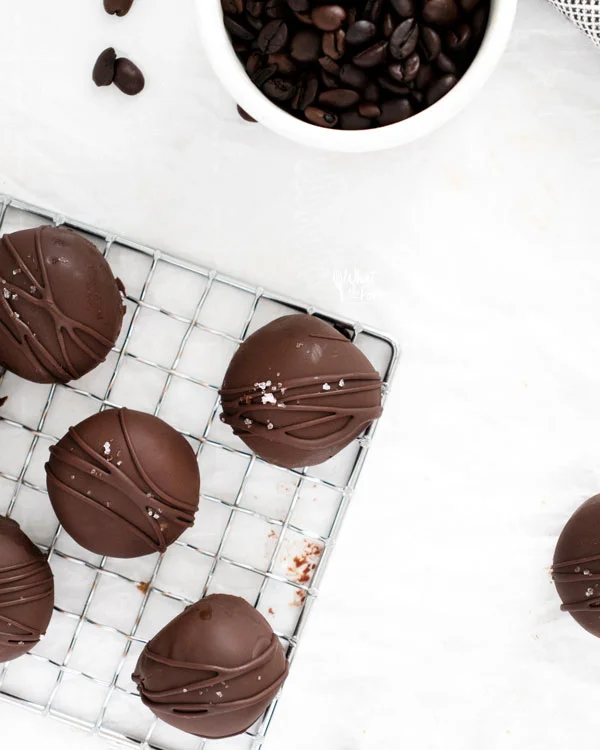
<box><xmin>0</xmin><ymin>195</ymin><xmax>400</xmax><ymax>750</ymax></box>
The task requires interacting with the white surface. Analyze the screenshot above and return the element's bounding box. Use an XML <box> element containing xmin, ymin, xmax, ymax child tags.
<box><xmin>196</xmin><ymin>0</ymin><xmax>517</xmax><ymax>151</ymax></box>
<box><xmin>0</xmin><ymin>0</ymin><xmax>600</xmax><ymax>749</ymax></box>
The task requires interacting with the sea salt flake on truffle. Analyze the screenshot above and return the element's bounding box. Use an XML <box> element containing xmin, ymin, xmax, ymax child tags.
<box><xmin>262</xmin><ymin>393</ymin><xmax>277</xmax><ymax>405</ymax></box>
<box><xmin>339</xmin><ymin>379</ymin><xmax>345</xmax><ymax>387</ymax></box>
<box><xmin>267</xmin><ymin>422</ymin><xmax>274</xmax><ymax>430</ymax></box>
<box><xmin>586</xmin><ymin>588</ymin><xmax>594</xmax><ymax>597</ymax></box>
<box><xmin>2</xmin><ymin>288</ymin><xmax>9</xmax><ymax>299</ymax></box>
<box><xmin>103</xmin><ymin>441</ymin><xmax>111</xmax><ymax>456</ymax></box>
<box><xmin>322</xmin><ymin>383</ymin><xmax>331</xmax><ymax>391</ymax></box>
<box><xmin>244</xmin><ymin>418</ymin><xmax>253</xmax><ymax>427</ymax></box>
<box><xmin>216</xmin><ymin>691</ymin><xmax>223</xmax><ymax>698</ymax></box>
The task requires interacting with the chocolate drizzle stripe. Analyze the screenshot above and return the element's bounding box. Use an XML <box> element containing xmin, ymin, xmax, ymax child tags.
<box><xmin>0</xmin><ymin>228</ymin><xmax>117</xmax><ymax>380</ymax></box>
<box><xmin>134</xmin><ymin>635</ymin><xmax>289</xmax><ymax>718</ymax></box>
<box><xmin>560</xmin><ymin>598</ymin><xmax>600</xmax><ymax>613</ymax></box>
<box><xmin>46</xmin><ymin>410</ymin><xmax>196</xmax><ymax>554</ymax></box>
<box><xmin>220</xmin><ymin>372</ymin><xmax>382</xmax><ymax>449</ymax></box>
<box><xmin>552</xmin><ymin>553</ymin><xmax>600</xmax><ymax>570</ymax></box>
<box><xmin>0</xmin><ymin>557</ymin><xmax>53</xmax><ymax>644</ymax></box>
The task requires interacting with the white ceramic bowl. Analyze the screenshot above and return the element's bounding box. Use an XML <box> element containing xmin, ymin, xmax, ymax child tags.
<box><xmin>196</xmin><ymin>0</ymin><xmax>517</xmax><ymax>152</ymax></box>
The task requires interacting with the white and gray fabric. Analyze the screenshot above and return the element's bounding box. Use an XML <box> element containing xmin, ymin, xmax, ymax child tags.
<box><xmin>549</xmin><ymin>0</ymin><xmax>600</xmax><ymax>46</ymax></box>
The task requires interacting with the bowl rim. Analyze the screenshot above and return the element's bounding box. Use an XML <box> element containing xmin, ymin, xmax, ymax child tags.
<box><xmin>197</xmin><ymin>0</ymin><xmax>518</xmax><ymax>152</ymax></box>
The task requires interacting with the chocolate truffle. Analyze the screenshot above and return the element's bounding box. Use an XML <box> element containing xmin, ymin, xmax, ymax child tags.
<box><xmin>46</xmin><ymin>408</ymin><xmax>200</xmax><ymax>558</ymax></box>
<box><xmin>219</xmin><ymin>314</ymin><xmax>383</xmax><ymax>468</ymax></box>
<box><xmin>0</xmin><ymin>516</ymin><xmax>54</xmax><ymax>662</ymax></box>
<box><xmin>133</xmin><ymin>595</ymin><xmax>289</xmax><ymax>739</ymax></box>
<box><xmin>553</xmin><ymin>494</ymin><xmax>600</xmax><ymax>637</ymax></box>
<box><xmin>0</xmin><ymin>225</ymin><xmax>125</xmax><ymax>384</ymax></box>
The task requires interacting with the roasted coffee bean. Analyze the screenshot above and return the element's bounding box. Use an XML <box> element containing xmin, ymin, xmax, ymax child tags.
<box><xmin>293</xmin><ymin>74</ymin><xmax>319</xmax><ymax>109</ymax></box>
<box><xmin>246</xmin><ymin>13</ymin><xmax>265</xmax><ymax>32</ymax></box>
<box><xmin>263</xmin><ymin>77</ymin><xmax>296</xmax><ymax>101</ymax></box>
<box><xmin>113</xmin><ymin>58</ymin><xmax>145</xmax><ymax>96</ymax></box>
<box><xmin>340</xmin><ymin>63</ymin><xmax>368</xmax><ymax>88</ymax></box>
<box><xmin>104</xmin><ymin>0</ymin><xmax>134</xmax><ymax>16</ymax></box>
<box><xmin>403</xmin><ymin>52</ymin><xmax>420</xmax><ymax>81</ymax></box>
<box><xmin>246</xmin><ymin>51</ymin><xmax>262</xmax><ymax>74</ymax></box>
<box><xmin>436</xmin><ymin>52</ymin><xmax>457</xmax><ymax>74</ymax></box>
<box><xmin>93</xmin><ymin>47</ymin><xmax>117</xmax><ymax>87</ymax></box>
<box><xmin>319</xmin><ymin>55</ymin><xmax>341</xmax><ymax>75</ymax></box>
<box><xmin>346</xmin><ymin>20</ymin><xmax>376</xmax><ymax>46</ymax></box>
<box><xmin>421</xmin><ymin>26</ymin><xmax>442</xmax><ymax>60</ymax></box>
<box><xmin>247</xmin><ymin>0</ymin><xmax>264</xmax><ymax>17</ymax></box>
<box><xmin>318</xmin><ymin>88</ymin><xmax>360</xmax><ymax>108</ymax></box>
<box><xmin>221</xmin><ymin>0</ymin><xmax>244</xmax><ymax>13</ymax></box>
<box><xmin>353</xmin><ymin>40</ymin><xmax>388</xmax><ymax>68</ymax></box>
<box><xmin>287</xmin><ymin>0</ymin><xmax>310</xmax><ymax>10</ymax></box>
<box><xmin>415</xmin><ymin>63</ymin><xmax>434</xmax><ymax>90</ymax></box>
<box><xmin>237</xmin><ymin>105</ymin><xmax>257</xmax><ymax>122</ymax></box>
<box><xmin>426</xmin><ymin>74</ymin><xmax>458</xmax><ymax>105</ymax></box>
<box><xmin>294</xmin><ymin>11</ymin><xmax>314</xmax><ymax>24</ymax></box>
<box><xmin>378</xmin><ymin>76</ymin><xmax>409</xmax><ymax>95</ymax></box>
<box><xmin>312</xmin><ymin>4</ymin><xmax>346</xmax><ymax>31</ymax></box>
<box><xmin>340</xmin><ymin>110</ymin><xmax>372</xmax><ymax>129</ymax></box>
<box><xmin>251</xmin><ymin>64</ymin><xmax>277</xmax><ymax>86</ymax></box>
<box><xmin>378</xmin><ymin>98</ymin><xmax>413</xmax><ymax>125</ymax></box>
<box><xmin>268</xmin><ymin>53</ymin><xmax>297</xmax><ymax>74</ymax></box>
<box><xmin>387</xmin><ymin>62</ymin><xmax>404</xmax><ymax>83</ymax></box>
<box><xmin>390</xmin><ymin>0</ymin><xmax>414</xmax><ymax>17</ymax></box>
<box><xmin>446</xmin><ymin>23</ymin><xmax>472</xmax><ymax>50</ymax></box>
<box><xmin>364</xmin><ymin>0</ymin><xmax>384</xmax><ymax>23</ymax></box>
<box><xmin>323</xmin><ymin>29</ymin><xmax>346</xmax><ymax>59</ymax></box>
<box><xmin>224</xmin><ymin>16</ymin><xmax>255</xmax><ymax>41</ymax></box>
<box><xmin>265</xmin><ymin>0</ymin><xmax>285</xmax><ymax>18</ymax></box>
<box><xmin>383</xmin><ymin>14</ymin><xmax>395</xmax><ymax>38</ymax></box>
<box><xmin>321</xmin><ymin>70</ymin><xmax>339</xmax><ymax>88</ymax></box>
<box><xmin>358</xmin><ymin>102</ymin><xmax>381</xmax><ymax>118</ymax></box>
<box><xmin>422</xmin><ymin>0</ymin><xmax>459</xmax><ymax>25</ymax></box>
<box><xmin>305</xmin><ymin>106</ymin><xmax>338</xmax><ymax>128</ymax></box>
<box><xmin>472</xmin><ymin>5</ymin><xmax>489</xmax><ymax>38</ymax></box>
<box><xmin>363</xmin><ymin>81</ymin><xmax>380</xmax><ymax>101</ymax></box>
<box><xmin>291</xmin><ymin>29</ymin><xmax>322</xmax><ymax>61</ymax></box>
<box><xmin>459</xmin><ymin>0</ymin><xmax>482</xmax><ymax>10</ymax></box>
<box><xmin>258</xmin><ymin>20</ymin><xmax>288</xmax><ymax>53</ymax></box>
<box><xmin>389</xmin><ymin>19</ymin><xmax>419</xmax><ymax>60</ymax></box>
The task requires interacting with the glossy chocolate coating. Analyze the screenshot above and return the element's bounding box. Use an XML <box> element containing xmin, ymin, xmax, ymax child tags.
<box><xmin>220</xmin><ymin>314</ymin><xmax>383</xmax><ymax>468</ymax></box>
<box><xmin>133</xmin><ymin>595</ymin><xmax>289</xmax><ymax>739</ymax></box>
<box><xmin>0</xmin><ymin>226</ymin><xmax>125</xmax><ymax>384</ymax></box>
<box><xmin>46</xmin><ymin>408</ymin><xmax>200</xmax><ymax>558</ymax></box>
<box><xmin>0</xmin><ymin>516</ymin><xmax>54</xmax><ymax>662</ymax></box>
<box><xmin>553</xmin><ymin>494</ymin><xmax>600</xmax><ymax>637</ymax></box>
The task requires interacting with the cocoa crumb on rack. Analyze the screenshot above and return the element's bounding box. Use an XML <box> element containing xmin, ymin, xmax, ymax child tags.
<box><xmin>287</xmin><ymin>539</ymin><xmax>323</xmax><ymax>584</ymax></box>
<box><xmin>137</xmin><ymin>581</ymin><xmax>150</xmax><ymax>595</ymax></box>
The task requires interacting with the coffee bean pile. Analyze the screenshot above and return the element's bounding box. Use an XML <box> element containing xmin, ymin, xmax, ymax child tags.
<box><xmin>222</xmin><ymin>0</ymin><xmax>490</xmax><ymax>130</ymax></box>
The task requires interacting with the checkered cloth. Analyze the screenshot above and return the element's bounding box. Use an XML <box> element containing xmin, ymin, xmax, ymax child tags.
<box><xmin>549</xmin><ymin>0</ymin><xmax>600</xmax><ymax>46</ymax></box>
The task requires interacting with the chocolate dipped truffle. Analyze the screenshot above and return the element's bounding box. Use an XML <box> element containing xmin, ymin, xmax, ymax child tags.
<box><xmin>0</xmin><ymin>516</ymin><xmax>54</xmax><ymax>662</ymax></box>
<box><xmin>46</xmin><ymin>408</ymin><xmax>200</xmax><ymax>558</ymax></box>
<box><xmin>219</xmin><ymin>314</ymin><xmax>383</xmax><ymax>468</ymax></box>
<box><xmin>133</xmin><ymin>595</ymin><xmax>289</xmax><ymax>739</ymax></box>
<box><xmin>0</xmin><ymin>225</ymin><xmax>125</xmax><ymax>384</ymax></box>
<box><xmin>553</xmin><ymin>494</ymin><xmax>600</xmax><ymax>637</ymax></box>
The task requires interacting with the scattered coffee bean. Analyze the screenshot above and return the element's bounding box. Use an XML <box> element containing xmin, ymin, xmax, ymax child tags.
<box><xmin>113</xmin><ymin>58</ymin><xmax>145</xmax><ymax>96</ymax></box>
<box><xmin>237</xmin><ymin>104</ymin><xmax>257</xmax><ymax>121</ymax></box>
<box><xmin>104</xmin><ymin>0</ymin><xmax>134</xmax><ymax>16</ymax></box>
<box><xmin>93</xmin><ymin>47</ymin><xmax>117</xmax><ymax>87</ymax></box>
<box><xmin>222</xmin><ymin>0</ymin><xmax>490</xmax><ymax>130</ymax></box>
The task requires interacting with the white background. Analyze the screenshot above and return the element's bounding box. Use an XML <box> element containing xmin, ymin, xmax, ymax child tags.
<box><xmin>1</xmin><ymin>0</ymin><xmax>600</xmax><ymax>748</ymax></box>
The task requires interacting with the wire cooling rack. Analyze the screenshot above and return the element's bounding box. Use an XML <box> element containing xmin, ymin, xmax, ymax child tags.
<box><xmin>0</xmin><ymin>195</ymin><xmax>399</xmax><ymax>750</ymax></box>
